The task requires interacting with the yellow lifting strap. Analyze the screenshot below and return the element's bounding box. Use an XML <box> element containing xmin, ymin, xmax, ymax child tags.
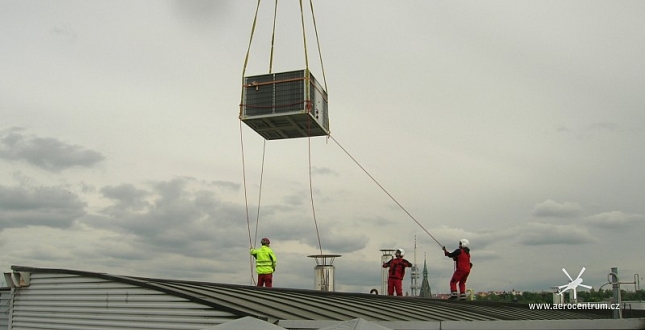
<box><xmin>240</xmin><ymin>0</ymin><xmax>328</xmax><ymax>91</ymax></box>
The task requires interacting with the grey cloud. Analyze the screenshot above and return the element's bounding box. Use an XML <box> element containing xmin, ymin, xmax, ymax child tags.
<box><xmin>170</xmin><ymin>1</ymin><xmax>231</xmax><ymax>30</ymax></box>
<box><xmin>312</xmin><ymin>167</ymin><xmax>339</xmax><ymax>176</ymax></box>
<box><xmin>334</xmin><ymin>258</ymin><xmax>383</xmax><ymax>291</ymax></box>
<box><xmin>172</xmin><ymin>0</ymin><xmax>227</xmax><ymax>19</ymax></box>
<box><xmin>71</xmin><ymin>226</ymin><xmax>151</xmax><ymax>262</ymax></box>
<box><xmin>209</xmin><ymin>180</ymin><xmax>240</xmax><ymax>191</ymax></box>
<box><xmin>520</xmin><ymin>222</ymin><xmax>596</xmax><ymax>246</ymax></box>
<box><xmin>100</xmin><ymin>184</ymin><xmax>150</xmax><ymax>215</ymax></box>
<box><xmin>101</xmin><ymin>184</ymin><xmax>149</xmax><ymax>204</ymax></box>
<box><xmin>282</xmin><ymin>190</ymin><xmax>308</xmax><ymax>207</ymax></box>
<box><xmin>556</xmin><ymin>122</ymin><xmax>622</xmax><ymax>140</ymax></box>
<box><xmin>585</xmin><ymin>211</ymin><xmax>645</xmax><ymax>229</ymax></box>
<box><xmin>585</xmin><ymin>122</ymin><xmax>618</xmax><ymax>132</ymax></box>
<box><xmin>465</xmin><ymin>229</ymin><xmax>516</xmax><ymax>250</ymax></box>
<box><xmin>469</xmin><ymin>249</ymin><xmax>500</xmax><ymax>261</ymax></box>
<box><xmin>78</xmin><ymin>182</ymin><xmax>95</xmax><ymax>193</ymax></box>
<box><xmin>102</xmin><ymin>184</ymin><xmax>149</xmax><ymax>201</ymax></box>
<box><xmin>86</xmin><ymin>178</ymin><xmax>247</xmax><ymax>256</ymax></box>
<box><xmin>357</xmin><ymin>216</ymin><xmax>393</xmax><ymax>227</ymax></box>
<box><xmin>532</xmin><ymin>200</ymin><xmax>584</xmax><ymax>218</ymax></box>
<box><xmin>0</xmin><ymin>128</ymin><xmax>104</xmax><ymax>172</ymax></box>
<box><xmin>432</xmin><ymin>225</ymin><xmax>501</xmax><ymax>249</ymax></box>
<box><xmin>49</xmin><ymin>23</ymin><xmax>77</xmax><ymax>43</ymax></box>
<box><xmin>0</xmin><ymin>185</ymin><xmax>86</xmax><ymax>229</ymax></box>
<box><xmin>316</xmin><ymin>229</ymin><xmax>369</xmax><ymax>254</ymax></box>
<box><xmin>271</xmin><ymin>217</ymin><xmax>370</xmax><ymax>254</ymax></box>
<box><xmin>245</xmin><ymin>214</ymin><xmax>370</xmax><ymax>253</ymax></box>
<box><xmin>256</xmin><ymin>218</ymin><xmax>317</xmax><ymax>245</ymax></box>
<box><xmin>154</xmin><ymin>179</ymin><xmax>186</xmax><ymax>201</ymax></box>
<box><xmin>249</xmin><ymin>202</ymin><xmax>299</xmax><ymax>218</ymax></box>
<box><xmin>556</xmin><ymin>125</ymin><xmax>570</xmax><ymax>133</ymax></box>
<box><xmin>11</xmin><ymin>244</ymin><xmax>75</xmax><ymax>263</ymax></box>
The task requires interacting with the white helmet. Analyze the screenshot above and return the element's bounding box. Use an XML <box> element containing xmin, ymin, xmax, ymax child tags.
<box><xmin>395</xmin><ymin>248</ymin><xmax>405</xmax><ymax>257</ymax></box>
<box><xmin>459</xmin><ymin>239</ymin><xmax>470</xmax><ymax>248</ymax></box>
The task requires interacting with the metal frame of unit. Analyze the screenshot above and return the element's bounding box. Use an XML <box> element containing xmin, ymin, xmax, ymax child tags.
<box><xmin>240</xmin><ymin>69</ymin><xmax>329</xmax><ymax>140</ymax></box>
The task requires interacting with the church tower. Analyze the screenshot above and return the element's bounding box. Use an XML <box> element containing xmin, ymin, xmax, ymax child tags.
<box><xmin>419</xmin><ymin>257</ymin><xmax>432</xmax><ymax>298</ymax></box>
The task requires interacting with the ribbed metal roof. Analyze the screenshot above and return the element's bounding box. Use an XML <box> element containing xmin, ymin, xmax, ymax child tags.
<box><xmin>11</xmin><ymin>266</ymin><xmax>609</xmax><ymax>323</ymax></box>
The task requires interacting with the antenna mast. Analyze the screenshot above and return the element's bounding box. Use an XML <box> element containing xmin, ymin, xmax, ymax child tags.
<box><xmin>410</xmin><ymin>236</ymin><xmax>420</xmax><ymax>296</ymax></box>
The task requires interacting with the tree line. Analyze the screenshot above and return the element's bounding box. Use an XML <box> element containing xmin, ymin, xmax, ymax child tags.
<box><xmin>475</xmin><ymin>289</ymin><xmax>645</xmax><ymax>303</ymax></box>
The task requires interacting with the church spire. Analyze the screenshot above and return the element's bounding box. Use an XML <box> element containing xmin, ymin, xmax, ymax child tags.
<box><xmin>419</xmin><ymin>254</ymin><xmax>432</xmax><ymax>298</ymax></box>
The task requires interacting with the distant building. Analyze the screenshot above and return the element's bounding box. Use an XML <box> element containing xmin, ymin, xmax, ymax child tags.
<box><xmin>419</xmin><ymin>259</ymin><xmax>431</xmax><ymax>298</ymax></box>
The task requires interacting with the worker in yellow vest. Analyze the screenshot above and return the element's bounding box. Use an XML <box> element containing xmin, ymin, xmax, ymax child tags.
<box><xmin>250</xmin><ymin>237</ymin><xmax>277</xmax><ymax>287</ymax></box>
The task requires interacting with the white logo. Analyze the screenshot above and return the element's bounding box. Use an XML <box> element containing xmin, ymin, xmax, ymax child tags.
<box><xmin>557</xmin><ymin>267</ymin><xmax>592</xmax><ymax>300</ymax></box>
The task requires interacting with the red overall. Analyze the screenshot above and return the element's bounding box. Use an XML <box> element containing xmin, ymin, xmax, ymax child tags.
<box><xmin>383</xmin><ymin>257</ymin><xmax>413</xmax><ymax>296</ymax></box>
<box><xmin>446</xmin><ymin>247</ymin><xmax>471</xmax><ymax>294</ymax></box>
<box><xmin>257</xmin><ymin>274</ymin><xmax>273</xmax><ymax>287</ymax></box>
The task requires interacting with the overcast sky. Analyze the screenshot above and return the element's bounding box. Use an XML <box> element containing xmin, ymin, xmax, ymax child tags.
<box><xmin>1</xmin><ymin>0</ymin><xmax>644</xmax><ymax>295</ymax></box>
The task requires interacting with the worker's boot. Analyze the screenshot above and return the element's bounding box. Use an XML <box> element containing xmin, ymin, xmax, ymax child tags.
<box><xmin>449</xmin><ymin>291</ymin><xmax>458</xmax><ymax>300</ymax></box>
<box><xmin>459</xmin><ymin>293</ymin><xmax>467</xmax><ymax>301</ymax></box>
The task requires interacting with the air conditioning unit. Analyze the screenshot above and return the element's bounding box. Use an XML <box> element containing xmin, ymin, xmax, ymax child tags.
<box><xmin>240</xmin><ymin>69</ymin><xmax>329</xmax><ymax>140</ymax></box>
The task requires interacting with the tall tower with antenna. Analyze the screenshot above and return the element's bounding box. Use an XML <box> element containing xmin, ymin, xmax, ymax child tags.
<box><xmin>410</xmin><ymin>236</ymin><xmax>420</xmax><ymax>296</ymax></box>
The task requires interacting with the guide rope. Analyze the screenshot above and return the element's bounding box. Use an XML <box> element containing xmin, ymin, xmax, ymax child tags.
<box><xmin>329</xmin><ymin>135</ymin><xmax>444</xmax><ymax>248</ymax></box>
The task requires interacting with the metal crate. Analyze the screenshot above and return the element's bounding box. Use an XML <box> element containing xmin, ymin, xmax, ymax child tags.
<box><xmin>240</xmin><ymin>69</ymin><xmax>329</xmax><ymax>140</ymax></box>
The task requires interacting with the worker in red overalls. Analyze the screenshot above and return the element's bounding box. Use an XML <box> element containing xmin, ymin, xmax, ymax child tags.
<box><xmin>443</xmin><ymin>239</ymin><xmax>472</xmax><ymax>300</ymax></box>
<box><xmin>382</xmin><ymin>248</ymin><xmax>413</xmax><ymax>296</ymax></box>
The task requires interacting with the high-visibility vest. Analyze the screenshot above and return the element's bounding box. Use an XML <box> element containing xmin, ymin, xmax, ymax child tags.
<box><xmin>250</xmin><ymin>245</ymin><xmax>277</xmax><ymax>274</ymax></box>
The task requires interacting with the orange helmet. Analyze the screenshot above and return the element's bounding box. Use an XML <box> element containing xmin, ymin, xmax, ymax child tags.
<box><xmin>261</xmin><ymin>237</ymin><xmax>270</xmax><ymax>245</ymax></box>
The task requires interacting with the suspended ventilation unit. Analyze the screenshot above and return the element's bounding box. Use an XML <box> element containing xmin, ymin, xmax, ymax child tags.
<box><xmin>241</xmin><ymin>69</ymin><xmax>329</xmax><ymax>140</ymax></box>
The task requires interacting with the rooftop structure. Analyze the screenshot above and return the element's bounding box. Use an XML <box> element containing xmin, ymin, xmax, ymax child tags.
<box><xmin>307</xmin><ymin>254</ymin><xmax>341</xmax><ymax>292</ymax></box>
<box><xmin>1</xmin><ymin>265</ymin><xmax>631</xmax><ymax>330</ymax></box>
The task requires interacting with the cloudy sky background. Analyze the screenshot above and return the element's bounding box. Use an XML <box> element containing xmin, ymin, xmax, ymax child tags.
<box><xmin>1</xmin><ymin>0</ymin><xmax>644</xmax><ymax>295</ymax></box>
